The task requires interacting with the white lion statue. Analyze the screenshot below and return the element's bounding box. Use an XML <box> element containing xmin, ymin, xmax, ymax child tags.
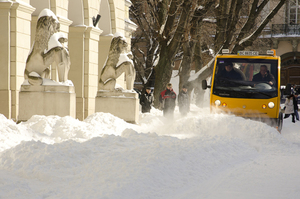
<box><xmin>99</xmin><ymin>33</ymin><xmax>135</xmax><ymax>91</ymax></box>
<box><xmin>24</xmin><ymin>9</ymin><xmax>70</xmax><ymax>85</ymax></box>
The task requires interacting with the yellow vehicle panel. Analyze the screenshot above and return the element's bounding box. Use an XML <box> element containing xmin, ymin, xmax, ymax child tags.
<box><xmin>210</xmin><ymin>95</ymin><xmax>280</xmax><ymax>119</ymax></box>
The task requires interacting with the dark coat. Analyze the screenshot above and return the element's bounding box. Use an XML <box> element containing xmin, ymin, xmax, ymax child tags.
<box><xmin>178</xmin><ymin>91</ymin><xmax>190</xmax><ymax>115</ymax></box>
<box><xmin>140</xmin><ymin>92</ymin><xmax>153</xmax><ymax>113</ymax></box>
<box><xmin>252</xmin><ymin>72</ymin><xmax>275</xmax><ymax>85</ymax></box>
<box><xmin>293</xmin><ymin>96</ymin><xmax>299</xmax><ymax>111</ymax></box>
<box><xmin>159</xmin><ymin>89</ymin><xmax>176</xmax><ymax>114</ymax></box>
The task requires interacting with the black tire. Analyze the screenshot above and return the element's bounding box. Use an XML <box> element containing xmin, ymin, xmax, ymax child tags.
<box><xmin>277</xmin><ymin>112</ymin><xmax>283</xmax><ymax>133</ymax></box>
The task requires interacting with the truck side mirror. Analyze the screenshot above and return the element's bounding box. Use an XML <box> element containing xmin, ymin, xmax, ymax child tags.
<box><xmin>202</xmin><ymin>80</ymin><xmax>207</xmax><ymax>90</ymax></box>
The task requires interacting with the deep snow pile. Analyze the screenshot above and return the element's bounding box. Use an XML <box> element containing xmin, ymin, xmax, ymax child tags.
<box><xmin>0</xmin><ymin>105</ymin><xmax>299</xmax><ymax>199</ymax></box>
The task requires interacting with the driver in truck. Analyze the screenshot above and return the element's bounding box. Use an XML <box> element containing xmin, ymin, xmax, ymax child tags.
<box><xmin>252</xmin><ymin>65</ymin><xmax>276</xmax><ymax>86</ymax></box>
<box><xmin>217</xmin><ymin>62</ymin><xmax>245</xmax><ymax>81</ymax></box>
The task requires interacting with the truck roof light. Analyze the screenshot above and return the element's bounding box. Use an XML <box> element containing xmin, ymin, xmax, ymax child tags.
<box><xmin>222</xmin><ymin>49</ymin><xmax>230</xmax><ymax>54</ymax></box>
<box><xmin>267</xmin><ymin>49</ymin><xmax>276</xmax><ymax>56</ymax></box>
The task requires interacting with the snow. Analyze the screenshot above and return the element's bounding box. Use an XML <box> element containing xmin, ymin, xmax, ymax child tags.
<box><xmin>203</xmin><ymin>18</ymin><xmax>216</xmax><ymax>23</ymax></box>
<box><xmin>114</xmin><ymin>32</ymin><xmax>126</xmax><ymax>40</ymax></box>
<box><xmin>125</xmin><ymin>18</ymin><xmax>137</xmax><ymax>27</ymax></box>
<box><xmin>38</xmin><ymin>9</ymin><xmax>59</xmax><ymax>22</ymax></box>
<box><xmin>44</xmin><ymin>32</ymin><xmax>68</xmax><ymax>53</ymax></box>
<box><xmin>188</xmin><ymin>57</ymin><xmax>214</xmax><ymax>82</ymax></box>
<box><xmin>116</xmin><ymin>53</ymin><xmax>133</xmax><ymax>68</ymax></box>
<box><xmin>0</xmin><ymin>92</ymin><xmax>300</xmax><ymax>198</ymax></box>
<box><xmin>22</xmin><ymin>78</ymin><xmax>74</xmax><ymax>86</ymax></box>
<box><xmin>42</xmin><ymin>79</ymin><xmax>74</xmax><ymax>86</ymax></box>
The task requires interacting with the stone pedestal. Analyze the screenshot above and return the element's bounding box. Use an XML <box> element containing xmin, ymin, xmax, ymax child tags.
<box><xmin>95</xmin><ymin>90</ymin><xmax>139</xmax><ymax>124</ymax></box>
<box><xmin>19</xmin><ymin>84</ymin><xmax>76</xmax><ymax>122</ymax></box>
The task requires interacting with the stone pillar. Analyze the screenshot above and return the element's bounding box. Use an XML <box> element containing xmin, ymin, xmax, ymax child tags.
<box><xmin>124</xmin><ymin>0</ymin><xmax>137</xmax><ymax>44</ymax></box>
<box><xmin>69</xmin><ymin>26</ymin><xmax>87</xmax><ymax>120</ymax></box>
<box><xmin>30</xmin><ymin>16</ymin><xmax>38</xmax><ymax>46</ymax></box>
<box><xmin>0</xmin><ymin>1</ymin><xmax>13</xmax><ymax>119</ymax></box>
<box><xmin>98</xmin><ymin>35</ymin><xmax>113</xmax><ymax>77</ymax></box>
<box><xmin>271</xmin><ymin>38</ymin><xmax>278</xmax><ymax>49</ymax></box>
<box><xmin>57</xmin><ymin>16</ymin><xmax>72</xmax><ymax>36</ymax></box>
<box><xmin>291</xmin><ymin>39</ymin><xmax>298</xmax><ymax>52</ymax></box>
<box><xmin>84</xmin><ymin>27</ymin><xmax>102</xmax><ymax>118</ymax></box>
<box><xmin>19</xmin><ymin>84</ymin><xmax>76</xmax><ymax>122</ymax></box>
<box><xmin>95</xmin><ymin>90</ymin><xmax>139</xmax><ymax>124</ymax></box>
<box><xmin>10</xmin><ymin>2</ymin><xmax>35</xmax><ymax>121</ymax></box>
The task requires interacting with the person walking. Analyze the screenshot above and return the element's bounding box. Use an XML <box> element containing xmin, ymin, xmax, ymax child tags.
<box><xmin>159</xmin><ymin>83</ymin><xmax>176</xmax><ymax>118</ymax></box>
<box><xmin>291</xmin><ymin>84</ymin><xmax>296</xmax><ymax>94</ymax></box>
<box><xmin>178</xmin><ymin>85</ymin><xmax>190</xmax><ymax>116</ymax></box>
<box><xmin>293</xmin><ymin>92</ymin><xmax>299</xmax><ymax>121</ymax></box>
<box><xmin>284</xmin><ymin>94</ymin><xmax>295</xmax><ymax>123</ymax></box>
<box><xmin>140</xmin><ymin>87</ymin><xmax>153</xmax><ymax>113</ymax></box>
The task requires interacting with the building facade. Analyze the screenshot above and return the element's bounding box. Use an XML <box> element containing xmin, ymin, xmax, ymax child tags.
<box><xmin>264</xmin><ymin>0</ymin><xmax>300</xmax><ymax>86</ymax></box>
<box><xmin>0</xmin><ymin>0</ymin><xmax>137</xmax><ymax>121</ymax></box>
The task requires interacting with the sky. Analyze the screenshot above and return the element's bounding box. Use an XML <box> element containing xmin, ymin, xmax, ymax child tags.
<box><xmin>0</xmin><ymin>90</ymin><xmax>299</xmax><ymax>199</ymax></box>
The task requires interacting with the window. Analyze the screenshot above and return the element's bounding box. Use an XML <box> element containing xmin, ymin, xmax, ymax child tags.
<box><xmin>213</xmin><ymin>58</ymin><xmax>279</xmax><ymax>99</ymax></box>
<box><xmin>288</xmin><ymin>0</ymin><xmax>300</xmax><ymax>24</ymax></box>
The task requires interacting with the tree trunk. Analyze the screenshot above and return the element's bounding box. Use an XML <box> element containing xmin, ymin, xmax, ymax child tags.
<box><xmin>153</xmin><ymin>45</ymin><xmax>173</xmax><ymax>107</ymax></box>
<box><xmin>179</xmin><ymin>42</ymin><xmax>193</xmax><ymax>91</ymax></box>
<box><xmin>153</xmin><ymin>0</ymin><xmax>194</xmax><ymax>107</ymax></box>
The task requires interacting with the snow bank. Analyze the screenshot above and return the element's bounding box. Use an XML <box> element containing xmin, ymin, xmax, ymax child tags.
<box><xmin>0</xmin><ymin>105</ymin><xmax>299</xmax><ymax>198</ymax></box>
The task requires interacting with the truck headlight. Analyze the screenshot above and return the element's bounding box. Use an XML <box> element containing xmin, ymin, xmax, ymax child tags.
<box><xmin>268</xmin><ymin>102</ymin><xmax>275</xmax><ymax>109</ymax></box>
<box><xmin>214</xmin><ymin>100</ymin><xmax>221</xmax><ymax>106</ymax></box>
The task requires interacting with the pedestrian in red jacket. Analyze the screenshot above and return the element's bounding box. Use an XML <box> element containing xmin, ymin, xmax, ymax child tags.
<box><xmin>159</xmin><ymin>83</ymin><xmax>176</xmax><ymax>118</ymax></box>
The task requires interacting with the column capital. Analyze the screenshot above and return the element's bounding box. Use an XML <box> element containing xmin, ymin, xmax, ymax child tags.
<box><xmin>291</xmin><ymin>39</ymin><xmax>298</xmax><ymax>52</ymax></box>
<box><xmin>85</xmin><ymin>26</ymin><xmax>103</xmax><ymax>41</ymax></box>
<box><xmin>11</xmin><ymin>1</ymin><xmax>35</xmax><ymax>14</ymax></box>
<box><xmin>70</xmin><ymin>26</ymin><xmax>88</xmax><ymax>34</ymax></box>
<box><xmin>0</xmin><ymin>1</ymin><xmax>13</xmax><ymax>9</ymax></box>
<box><xmin>57</xmin><ymin>15</ymin><xmax>73</xmax><ymax>27</ymax></box>
<box><xmin>271</xmin><ymin>38</ymin><xmax>278</xmax><ymax>49</ymax></box>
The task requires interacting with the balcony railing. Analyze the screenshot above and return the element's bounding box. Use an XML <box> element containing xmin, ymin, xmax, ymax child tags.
<box><xmin>272</xmin><ymin>24</ymin><xmax>300</xmax><ymax>37</ymax></box>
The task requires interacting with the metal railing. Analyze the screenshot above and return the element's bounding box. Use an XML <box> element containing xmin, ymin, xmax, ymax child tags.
<box><xmin>272</xmin><ymin>24</ymin><xmax>300</xmax><ymax>37</ymax></box>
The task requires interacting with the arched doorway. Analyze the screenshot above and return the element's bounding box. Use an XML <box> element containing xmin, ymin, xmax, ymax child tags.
<box><xmin>281</xmin><ymin>52</ymin><xmax>300</xmax><ymax>85</ymax></box>
<box><xmin>98</xmin><ymin>0</ymin><xmax>112</xmax><ymax>35</ymax></box>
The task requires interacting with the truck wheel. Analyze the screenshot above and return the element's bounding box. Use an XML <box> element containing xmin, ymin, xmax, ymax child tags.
<box><xmin>277</xmin><ymin>112</ymin><xmax>283</xmax><ymax>133</ymax></box>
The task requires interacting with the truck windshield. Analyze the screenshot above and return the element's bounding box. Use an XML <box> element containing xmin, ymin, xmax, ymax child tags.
<box><xmin>213</xmin><ymin>58</ymin><xmax>279</xmax><ymax>99</ymax></box>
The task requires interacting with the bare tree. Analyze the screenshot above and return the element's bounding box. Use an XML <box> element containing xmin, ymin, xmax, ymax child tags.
<box><xmin>130</xmin><ymin>0</ymin><xmax>287</xmax><ymax>107</ymax></box>
<box><xmin>178</xmin><ymin>0</ymin><xmax>215</xmax><ymax>91</ymax></box>
<box><xmin>130</xmin><ymin>1</ymin><xmax>160</xmax><ymax>90</ymax></box>
<box><xmin>131</xmin><ymin>0</ymin><xmax>215</xmax><ymax>106</ymax></box>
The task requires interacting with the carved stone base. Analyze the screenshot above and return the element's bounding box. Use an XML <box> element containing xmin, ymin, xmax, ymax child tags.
<box><xmin>95</xmin><ymin>90</ymin><xmax>139</xmax><ymax>124</ymax></box>
<box><xmin>18</xmin><ymin>84</ymin><xmax>76</xmax><ymax>122</ymax></box>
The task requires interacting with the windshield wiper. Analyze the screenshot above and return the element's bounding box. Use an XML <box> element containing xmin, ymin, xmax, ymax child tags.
<box><xmin>248</xmin><ymin>91</ymin><xmax>274</xmax><ymax>98</ymax></box>
<box><xmin>215</xmin><ymin>77</ymin><xmax>250</xmax><ymax>87</ymax></box>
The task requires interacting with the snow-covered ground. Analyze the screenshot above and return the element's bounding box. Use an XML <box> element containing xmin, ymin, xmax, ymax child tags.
<box><xmin>0</xmin><ymin>96</ymin><xmax>300</xmax><ymax>199</ymax></box>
